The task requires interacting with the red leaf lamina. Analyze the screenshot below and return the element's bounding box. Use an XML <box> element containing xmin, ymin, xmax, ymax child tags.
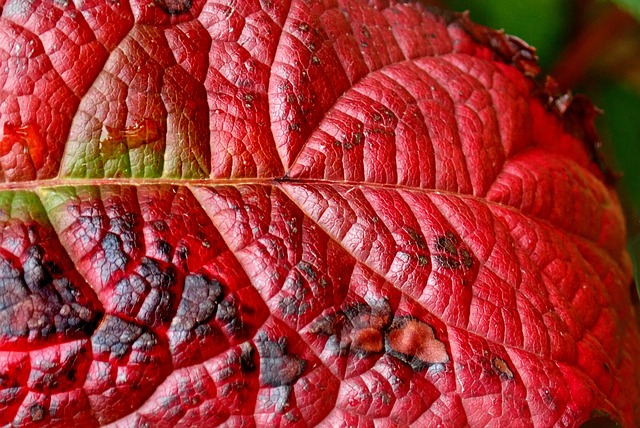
<box><xmin>0</xmin><ymin>1</ymin><xmax>638</xmax><ymax>426</ymax></box>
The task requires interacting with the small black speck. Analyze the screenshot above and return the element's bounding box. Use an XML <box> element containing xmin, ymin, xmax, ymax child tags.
<box><xmin>288</xmin><ymin>123</ymin><xmax>301</xmax><ymax>133</ymax></box>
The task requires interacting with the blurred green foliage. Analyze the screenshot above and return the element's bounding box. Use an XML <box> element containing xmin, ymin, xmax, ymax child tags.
<box><xmin>613</xmin><ymin>0</ymin><xmax>640</xmax><ymax>20</ymax></box>
<box><xmin>444</xmin><ymin>0</ymin><xmax>571</xmax><ymax>68</ymax></box>
<box><xmin>443</xmin><ymin>0</ymin><xmax>640</xmax><ymax>289</ymax></box>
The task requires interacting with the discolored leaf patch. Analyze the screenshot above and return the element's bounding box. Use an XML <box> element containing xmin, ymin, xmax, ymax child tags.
<box><xmin>433</xmin><ymin>231</ymin><xmax>475</xmax><ymax>270</ymax></box>
<box><xmin>385</xmin><ymin>317</ymin><xmax>449</xmax><ymax>371</ymax></box>
<box><xmin>492</xmin><ymin>356</ymin><xmax>515</xmax><ymax>380</ymax></box>
<box><xmin>311</xmin><ymin>300</ymin><xmax>449</xmax><ymax>372</ymax></box>
<box><xmin>154</xmin><ymin>0</ymin><xmax>193</xmax><ymax>15</ymax></box>
<box><xmin>255</xmin><ymin>334</ymin><xmax>306</xmax><ymax>388</ymax></box>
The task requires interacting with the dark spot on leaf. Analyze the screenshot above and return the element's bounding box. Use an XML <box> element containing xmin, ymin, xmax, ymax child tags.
<box><xmin>433</xmin><ymin>255</ymin><xmax>461</xmax><ymax>269</ymax></box>
<box><xmin>100</xmin><ymin>232</ymin><xmax>128</xmax><ymax>282</ymax></box>
<box><xmin>255</xmin><ymin>334</ymin><xmax>306</xmax><ymax>387</ymax></box>
<box><xmin>65</xmin><ymin>367</ymin><xmax>76</xmax><ymax>382</ymax></box>
<box><xmin>44</xmin><ymin>260</ymin><xmax>62</xmax><ymax>276</ymax></box>
<box><xmin>352</xmin><ymin>132</ymin><xmax>363</xmax><ymax>146</ymax></box>
<box><xmin>239</xmin><ymin>342</ymin><xmax>256</xmax><ymax>373</ymax></box>
<box><xmin>459</xmin><ymin>249</ymin><xmax>473</xmax><ymax>269</ymax></box>
<box><xmin>154</xmin><ymin>0</ymin><xmax>192</xmax><ymax>15</ymax></box>
<box><xmin>298</xmin><ymin>22</ymin><xmax>310</xmax><ymax>32</ymax></box>
<box><xmin>23</xmin><ymin>245</ymin><xmax>50</xmax><ymax>290</ymax></box>
<box><xmin>310</xmin><ymin>300</ymin><xmax>392</xmax><ymax>355</ymax></box>
<box><xmin>91</xmin><ymin>315</ymin><xmax>156</xmax><ymax>360</ymax></box>
<box><xmin>176</xmin><ymin>244</ymin><xmax>189</xmax><ymax>261</ymax></box>
<box><xmin>278</xmin><ymin>295</ymin><xmax>309</xmax><ymax>317</ymax></box>
<box><xmin>0</xmin><ymin>247</ymin><xmax>101</xmax><ymax>342</ymax></box>
<box><xmin>30</xmin><ymin>404</ymin><xmax>46</xmax><ymax>422</ymax></box>
<box><xmin>297</xmin><ymin>260</ymin><xmax>316</xmax><ymax>279</ymax></box>
<box><xmin>405</xmin><ymin>227</ymin><xmax>426</xmax><ymax>249</ymax></box>
<box><xmin>492</xmin><ymin>357</ymin><xmax>514</xmax><ymax>380</ymax></box>
<box><xmin>436</xmin><ymin>232</ymin><xmax>458</xmax><ymax>255</ymax></box>
<box><xmin>172</xmin><ymin>274</ymin><xmax>223</xmax><ymax>331</ymax></box>
<box><xmin>433</xmin><ymin>232</ymin><xmax>474</xmax><ymax>270</ymax></box>
<box><xmin>156</xmin><ymin>240</ymin><xmax>172</xmax><ymax>259</ymax></box>
<box><xmin>243</xmin><ymin>93</ymin><xmax>254</xmax><ymax>107</ymax></box>
<box><xmin>288</xmin><ymin>122</ymin><xmax>301</xmax><ymax>133</ymax></box>
<box><xmin>581</xmin><ymin>411</ymin><xmax>622</xmax><ymax>428</ymax></box>
<box><xmin>153</xmin><ymin>221</ymin><xmax>167</xmax><ymax>232</ymax></box>
<box><xmin>385</xmin><ymin>317</ymin><xmax>449</xmax><ymax>371</ymax></box>
<box><xmin>113</xmin><ymin>258</ymin><xmax>176</xmax><ymax>327</ymax></box>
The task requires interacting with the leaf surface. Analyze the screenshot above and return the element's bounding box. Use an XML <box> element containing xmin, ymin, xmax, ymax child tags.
<box><xmin>0</xmin><ymin>1</ymin><xmax>639</xmax><ymax>426</ymax></box>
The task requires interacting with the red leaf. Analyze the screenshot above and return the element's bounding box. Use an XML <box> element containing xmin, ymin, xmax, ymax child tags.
<box><xmin>0</xmin><ymin>1</ymin><xmax>638</xmax><ymax>426</ymax></box>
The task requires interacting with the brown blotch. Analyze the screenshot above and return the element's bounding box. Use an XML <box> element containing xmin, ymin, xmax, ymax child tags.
<box><xmin>433</xmin><ymin>254</ymin><xmax>461</xmax><ymax>270</ymax></box>
<box><xmin>492</xmin><ymin>357</ymin><xmax>514</xmax><ymax>380</ymax></box>
<box><xmin>239</xmin><ymin>342</ymin><xmax>256</xmax><ymax>373</ymax></box>
<box><xmin>351</xmin><ymin>327</ymin><xmax>384</xmax><ymax>354</ymax></box>
<box><xmin>405</xmin><ymin>227</ymin><xmax>426</xmax><ymax>249</ymax></box>
<box><xmin>459</xmin><ymin>249</ymin><xmax>473</xmax><ymax>269</ymax></box>
<box><xmin>154</xmin><ymin>0</ymin><xmax>193</xmax><ymax>15</ymax></box>
<box><xmin>433</xmin><ymin>232</ymin><xmax>474</xmax><ymax>270</ymax></box>
<box><xmin>29</xmin><ymin>404</ymin><xmax>47</xmax><ymax>422</ymax></box>
<box><xmin>310</xmin><ymin>300</ymin><xmax>392</xmax><ymax>355</ymax></box>
<box><xmin>385</xmin><ymin>317</ymin><xmax>449</xmax><ymax>371</ymax></box>
<box><xmin>104</xmin><ymin>118</ymin><xmax>160</xmax><ymax>151</ymax></box>
<box><xmin>436</xmin><ymin>232</ymin><xmax>458</xmax><ymax>255</ymax></box>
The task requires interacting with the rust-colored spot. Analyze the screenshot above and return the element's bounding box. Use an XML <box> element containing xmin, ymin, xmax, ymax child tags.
<box><xmin>104</xmin><ymin>118</ymin><xmax>160</xmax><ymax>150</ymax></box>
<box><xmin>0</xmin><ymin>122</ymin><xmax>47</xmax><ymax>169</ymax></box>
<box><xmin>351</xmin><ymin>327</ymin><xmax>384</xmax><ymax>354</ymax></box>
<box><xmin>29</xmin><ymin>404</ymin><xmax>46</xmax><ymax>422</ymax></box>
<box><xmin>492</xmin><ymin>357</ymin><xmax>514</xmax><ymax>380</ymax></box>
<box><xmin>385</xmin><ymin>317</ymin><xmax>449</xmax><ymax>371</ymax></box>
<box><xmin>310</xmin><ymin>300</ymin><xmax>392</xmax><ymax>355</ymax></box>
<box><xmin>154</xmin><ymin>0</ymin><xmax>192</xmax><ymax>15</ymax></box>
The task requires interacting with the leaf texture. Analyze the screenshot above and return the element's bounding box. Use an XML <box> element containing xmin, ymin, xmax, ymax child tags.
<box><xmin>0</xmin><ymin>0</ymin><xmax>639</xmax><ymax>426</ymax></box>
